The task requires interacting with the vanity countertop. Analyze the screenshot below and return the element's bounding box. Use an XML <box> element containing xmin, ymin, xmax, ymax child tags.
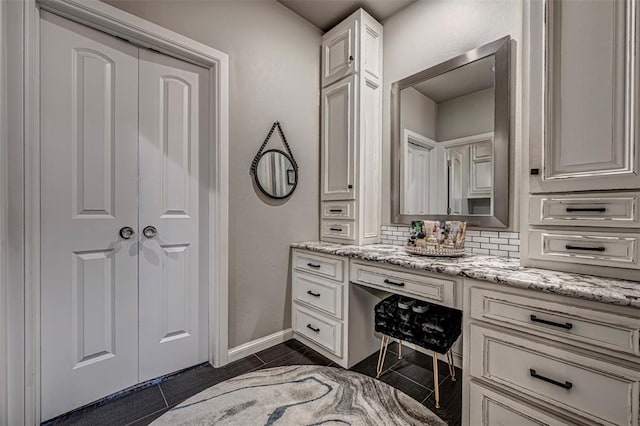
<box><xmin>291</xmin><ymin>241</ymin><xmax>640</xmax><ymax>308</ymax></box>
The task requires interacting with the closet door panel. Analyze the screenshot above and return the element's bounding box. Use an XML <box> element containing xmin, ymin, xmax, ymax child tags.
<box><xmin>40</xmin><ymin>12</ymin><xmax>139</xmax><ymax>421</ymax></box>
<box><xmin>138</xmin><ymin>49</ymin><xmax>209</xmax><ymax>381</ymax></box>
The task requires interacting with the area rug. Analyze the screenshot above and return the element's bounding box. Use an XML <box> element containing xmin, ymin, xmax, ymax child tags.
<box><xmin>152</xmin><ymin>365</ymin><xmax>446</xmax><ymax>425</ymax></box>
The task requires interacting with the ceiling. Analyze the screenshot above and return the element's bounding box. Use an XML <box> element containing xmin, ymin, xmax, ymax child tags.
<box><xmin>277</xmin><ymin>0</ymin><xmax>416</xmax><ymax>31</ymax></box>
<box><xmin>412</xmin><ymin>56</ymin><xmax>495</xmax><ymax>104</ymax></box>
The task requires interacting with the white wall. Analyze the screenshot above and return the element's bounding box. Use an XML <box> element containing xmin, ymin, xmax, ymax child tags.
<box><xmin>383</xmin><ymin>0</ymin><xmax>523</xmax><ymax>230</ymax></box>
<box><xmin>437</xmin><ymin>88</ymin><xmax>494</xmax><ymax>141</ymax></box>
<box><xmin>400</xmin><ymin>87</ymin><xmax>437</xmax><ymax>140</ymax></box>
<box><xmin>105</xmin><ymin>0</ymin><xmax>322</xmax><ymax>348</ymax></box>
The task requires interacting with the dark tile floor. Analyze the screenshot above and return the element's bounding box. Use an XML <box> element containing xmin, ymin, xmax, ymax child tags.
<box><xmin>44</xmin><ymin>339</ymin><xmax>462</xmax><ymax>426</ymax></box>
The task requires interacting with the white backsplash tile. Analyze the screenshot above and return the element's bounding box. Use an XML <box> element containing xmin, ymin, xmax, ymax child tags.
<box><xmin>380</xmin><ymin>225</ymin><xmax>521</xmax><ymax>258</ymax></box>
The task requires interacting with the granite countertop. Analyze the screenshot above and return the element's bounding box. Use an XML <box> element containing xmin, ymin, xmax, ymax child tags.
<box><xmin>291</xmin><ymin>241</ymin><xmax>640</xmax><ymax>308</ymax></box>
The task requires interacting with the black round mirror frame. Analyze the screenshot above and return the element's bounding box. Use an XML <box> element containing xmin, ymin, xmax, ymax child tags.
<box><xmin>254</xmin><ymin>148</ymin><xmax>298</xmax><ymax>200</ymax></box>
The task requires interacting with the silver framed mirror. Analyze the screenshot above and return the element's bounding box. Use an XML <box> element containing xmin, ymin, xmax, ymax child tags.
<box><xmin>391</xmin><ymin>36</ymin><xmax>511</xmax><ymax>228</ymax></box>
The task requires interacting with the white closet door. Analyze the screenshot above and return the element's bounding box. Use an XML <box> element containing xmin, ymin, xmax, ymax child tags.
<box><xmin>40</xmin><ymin>12</ymin><xmax>139</xmax><ymax>421</ymax></box>
<box><xmin>138</xmin><ymin>49</ymin><xmax>209</xmax><ymax>381</ymax></box>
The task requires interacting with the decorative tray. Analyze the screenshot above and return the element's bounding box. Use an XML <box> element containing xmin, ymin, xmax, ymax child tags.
<box><xmin>404</xmin><ymin>245</ymin><xmax>466</xmax><ymax>258</ymax></box>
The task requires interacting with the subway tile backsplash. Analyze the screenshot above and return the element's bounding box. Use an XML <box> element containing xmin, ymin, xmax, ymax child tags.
<box><xmin>380</xmin><ymin>225</ymin><xmax>520</xmax><ymax>258</ymax></box>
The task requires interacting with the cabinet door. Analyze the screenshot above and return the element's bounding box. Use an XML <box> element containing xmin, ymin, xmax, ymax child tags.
<box><xmin>530</xmin><ymin>0</ymin><xmax>640</xmax><ymax>193</ymax></box>
<box><xmin>321</xmin><ymin>75</ymin><xmax>356</xmax><ymax>200</ymax></box>
<box><xmin>321</xmin><ymin>17</ymin><xmax>357</xmax><ymax>87</ymax></box>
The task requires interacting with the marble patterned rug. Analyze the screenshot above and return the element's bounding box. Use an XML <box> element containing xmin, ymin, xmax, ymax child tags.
<box><xmin>152</xmin><ymin>365</ymin><xmax>446</xmax><ymax>425</ymax></box>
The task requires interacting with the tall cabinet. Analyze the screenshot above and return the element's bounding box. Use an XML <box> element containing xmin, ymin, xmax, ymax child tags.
<box><xmin>525</xmin><ymin>0</ymin><xmax>640</xmax><ymax>280</ymax></box>
<box><xmin>320</xmin><ymin>9</ymin><xmax>383</xmax><ymax>245</ymax></box>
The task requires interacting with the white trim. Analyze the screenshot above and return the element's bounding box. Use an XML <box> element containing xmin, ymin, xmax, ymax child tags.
<box><xmin>227</xmin><ymin>329</ymin><xmax>294</xmax><ymax>364</ymax></box>
<box><xmin>15</xmin><ymin>0</ymin><xmax>229</xmax><ymax>422</ymax></box>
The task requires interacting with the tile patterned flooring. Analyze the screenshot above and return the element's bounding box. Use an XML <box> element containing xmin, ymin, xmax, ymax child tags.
<box><xmin>44</xmin><ymin>339</ymin><xmax>462</xmax><ymax>426</ymax></box>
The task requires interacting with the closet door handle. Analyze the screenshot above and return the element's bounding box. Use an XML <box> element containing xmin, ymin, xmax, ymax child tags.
<box><xmin>529</xmin><ymin>369</ymin><xmax>573</xmax><ymax>390</ymax></box>
<box><xmin>119</xmin><ymin>226</ymin><xmax>135</xmax><ymax>240</ymax></box>
<box><xmin>565</xmin><ymin>207</ymin><xmax>606</xmax><ymax>213</ymax></box>
<box><xmin>530</xmin><ymin>315</ymin><xmax>573</xmax><ymax>330</ymax></box>
<box><xmin>306</xmin><ymin>324</ymin><xmax>320</xmax><ymax>333</ymax></box>
<box><xmin>384</xmin><ymin>279</ymin><xmax>405</xmax><ymax>287</ymax></box>
<box><xmin>307</xmin><ymin>290</ymin><xmax>321</xmax><ymax>297</ymax></box>
<box><xmin>143</xmin><ymin>226</ymin><xmax>158</xmax><ymax>239</ymax></box>
<box><xmin>565</xmin><ymin>245</ymin><xmax>605</xmax><ymax>252</ymax></box>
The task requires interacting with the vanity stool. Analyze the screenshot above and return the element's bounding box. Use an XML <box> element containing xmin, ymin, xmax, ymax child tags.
<box><xmin>374</xmin><ymin>294</ymin><xmax>462</xmax><ymax>408</ymax></box>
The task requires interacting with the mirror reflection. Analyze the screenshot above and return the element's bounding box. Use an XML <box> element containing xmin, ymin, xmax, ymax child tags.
<box><xmin>255</xmin><ymin>149</ymin><xmax>297</xmax><ymax>199</ymax></box>
<box><xmin>400</xmin><ymin>55</ymin><xmax>495</xmax><ymax>216</ymax></box>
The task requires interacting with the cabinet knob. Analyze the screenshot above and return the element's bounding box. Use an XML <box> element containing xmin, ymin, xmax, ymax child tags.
<box><xmin>349</xmin><ymin>55</ymin><xmax>354</xmax><ymax>62</ymax></box>
<box><xmin>348</xmin><ymin>184</ymin><xmax>353</xmax><ymax>189</ymax></box>
<box><xmin>530</xmin><ymin>168</ymin><xmax>540</xmax><ymax>176</ymax></box>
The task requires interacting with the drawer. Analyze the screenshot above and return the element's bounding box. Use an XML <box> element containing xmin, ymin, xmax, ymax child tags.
<box><xmin>529</xmin><ymin>193</ymin><xmax>640</xmax><ymax>228</ymax></box>
<box><xmin>469</xmin><ymin>324</ymin><xmax>640</xmax><ymax>426</ymax></box>
<box><xmin>528</xmin><ymin>229</ymin><xmax>640</xmax><ymax>270</ymax></box>
<box><xmin>469</xmin><ymin>382</ymin><xmax>572</xmax><ymax>426</ymax></box>
<box><xmin>470</xmin><ymin>287</ymin><xmax>640</xmax><ymax>355</ymax></box>
<box><xmin>321</xmin><ymin>201</ymin><xmax>356</xmax><ymax>220</ymax></box>
<box><xmin>294</xmin><ymin>305</ymin><xmax>342</xmax><ymax>356</ymax></box>
<box><xmin>350</xmin><ymin>262</ymin><xmax>455</xmax><ymax>307</ymax></box>
<box><xmin>292</xmin><ymin>250</ymin><xmax>344</xmax><ymax>282</ymax></box>
<box><xmin>293</xmin><ymin>272</ymin><xmax>343</xmax><ymax>319</ymax></box>
<box><xmin>321</xmin><ymin>220</ymin><xmax>355</xmax><ymax>241</ymax></box>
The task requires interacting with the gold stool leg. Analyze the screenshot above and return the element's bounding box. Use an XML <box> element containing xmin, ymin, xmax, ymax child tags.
<box><xmin>447</xmin><ymin>350</ymin><xmax>456</xmax><ymax>381</ymax></box>
<box><xmin>376</xmin><ymin>335</ymin><xmax>390</xmax><ymax>378</ymax></box>
<box><xmin>398</xmin><ymin>340</ymin><xmax>402</xmax><ymax>359</ymax></box>
<box><xmin>432</xmin><ymin>352</ymin><xmax>440</xmax><ymax>409</ymax></box>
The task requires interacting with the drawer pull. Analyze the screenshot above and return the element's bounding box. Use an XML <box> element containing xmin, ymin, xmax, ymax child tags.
<box><xmin>383</xmin><ymin>278</ymin><xmax>405</xmax><ymax>287</ymax></box>
<box><xmin>565</xmin><ymin>207</ymin><xmax>606</xmax><ymax>213</ymax></box>
<box><xmin>565</xmin><ymin>245</ymin><xmax>606</xmax><ymax>252</ymax></box>
<box><xmin>306</xmin><ymin>324</ymin><xmax>320</xmax><ymax>333</ymax></box>
<box><xmin>529</xmin><ymin>369</ymin><xmax>573</xmax><ymax>390</ymax></box>
<box><xmin>530</xmin><ymin>315</ymin><xmax>573</xmax><ymax>330</ymax></box>
<box><xmin>306</xmin><ymin>290</ymin><xmax>321</xmax><ymax>297</ymax></box>
<box><xmin>329</xmin><ymin>227</ymin><xmax>343</xmax><ymax>232</ymax></box>
<box><xmin>307</xmin><ymin>263</ymin><xmax>321</xmax><ymax>268</ymax></box>
<box><xmin>329</xmin><ymin>209</ymin><xmax>343</xmax><ymax>213</ymax></box>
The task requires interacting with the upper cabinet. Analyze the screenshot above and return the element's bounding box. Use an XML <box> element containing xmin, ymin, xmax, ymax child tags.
<box><xmin>320</xmin><ymin>9</ymin><xmax>383</xmax><ymax>245</ymax></box>
<box><xmin>322</xmin><ymin>18</ymin><xmax>357</xmax><ymax>87</ymax></box>
<box><xmin>529</xmin><ymin>0</ymin><xmax>640</xmax><ymax>193</ymax></box>
<box><xmin>321</xmin><ymin>10</ymin><xmax>382</xmax><ymax>88</ymax></box>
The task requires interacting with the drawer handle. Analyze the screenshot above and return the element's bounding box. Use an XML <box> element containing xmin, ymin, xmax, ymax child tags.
<box><xmin>529</xmin><ymin>369</ymin><xmax>573</xmax><ymax>390</ymax></box>
<box><xmin>307</xmin><ymin>290</ymin><xmax>321</xmax><ymax>297</ymax></box>
<box><xmin>330</xmin><ymin>227</ymin><xmax>343</xmax><ymax>232</ymax></box>
<box><xmin>565</xmin><ymin>207</ymin><xmax>606</xmax><ymax>213</ymax></box>
<box><xmin>565</xmin><ymin>244</ymin><xmax>606</xmax><ymax>252</ymax></box>
<box><xmin>383</xmin><ymin>278</ymin><xmax>405</xmax><ymax>287</ymax></box>
<box><xmin>530</xmin><ymin>315</ymin><xmax>573</xmax><ymax>330</ymax></box>
<box><xmin>307</xmin><ymin>263</ymin><xmax>321</xmax><ymax>268</ymax></box>
<box><xmin>329</xmin><ymin>209</ymin><xmax>343</xmax><ymax>213</ymax></box>
<box><xmin>306</xmin><ymin>324</ymin><xmax>320</xmax><ymax>333</ymax></box>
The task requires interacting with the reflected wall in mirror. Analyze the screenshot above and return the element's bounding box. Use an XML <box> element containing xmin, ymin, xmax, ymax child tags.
<box><xmin>392</xmin><ymin>36</ymin><xmax>511</xmax><ymax>228</ymax></box>
<box><xmin>255</xmin><ymin>149</ymin><xmax>298</xmax><ymax>199</ymax></box>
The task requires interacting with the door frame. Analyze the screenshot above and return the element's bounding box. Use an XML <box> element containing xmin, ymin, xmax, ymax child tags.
<box><xmin>6</xmin><ymin>1</ymin><xmax>230</xmax><ymax>423</ymax></box>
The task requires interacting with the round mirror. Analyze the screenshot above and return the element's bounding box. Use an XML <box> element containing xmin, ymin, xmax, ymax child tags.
<box><xmin>254</xmin><ymin>149</ymin><xmax>297</xmax><ymax>199</ymax></box>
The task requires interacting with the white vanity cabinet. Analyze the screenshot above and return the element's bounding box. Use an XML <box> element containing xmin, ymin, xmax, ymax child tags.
<box><xmin>320</xmin><ymin>9</ymin><xmax>383</xmax><ymax>245</ymax></box>
<box><xmin>525</xmin><ymin>0</ymin><xmax>640</xmax><ymax>280</ymax></box>
<box><xmin>464</xmin><ymin>280</ymin><xmax>640</xmax><ymax>426</ymax></box>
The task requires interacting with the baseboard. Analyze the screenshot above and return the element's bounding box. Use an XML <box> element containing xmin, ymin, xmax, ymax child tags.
<box><xmin>227</xmin><ymin>328</ymin><xmax>294</xmax><ymax>363</ymax></box>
